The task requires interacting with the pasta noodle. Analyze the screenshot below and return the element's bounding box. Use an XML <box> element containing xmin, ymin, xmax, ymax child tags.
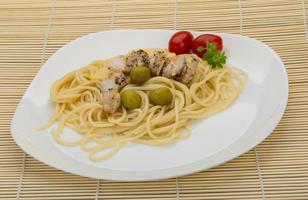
<box><xmin>38</xmin><ymin>53</ymin><xmax>247</xmax><ymax>161</ymax></box>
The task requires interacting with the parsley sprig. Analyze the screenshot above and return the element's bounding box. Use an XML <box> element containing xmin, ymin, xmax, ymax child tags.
<box><xmin>197</xmin><ymin>42</ymin><xmax>226</xmax><ymax>68</ymax></box>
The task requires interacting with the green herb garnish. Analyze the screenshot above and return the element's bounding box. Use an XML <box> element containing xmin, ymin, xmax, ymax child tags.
<box><xmin>201</xmin><ymin>42</ymin><xmax>226</xmax><ymax>68</ymax></box>
<box><xmin>197</xmin><ymin>46</ymin><xmax>206</xmax><ymax>52</ymax></box>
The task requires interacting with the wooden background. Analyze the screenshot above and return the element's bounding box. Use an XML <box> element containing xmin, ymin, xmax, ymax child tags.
<box><xmin>1</xmin><ymin>0</ymin><xmax>308</xmax><ymax>199</ymax></box>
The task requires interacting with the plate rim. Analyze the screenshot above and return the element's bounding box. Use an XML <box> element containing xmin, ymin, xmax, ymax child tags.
<box><xmin>11</xmin><ymin>29</ymin><xmax>289</xmax><ymax>181</ymax></box>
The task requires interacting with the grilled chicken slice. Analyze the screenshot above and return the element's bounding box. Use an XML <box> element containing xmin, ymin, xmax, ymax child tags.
<box><xmin>175</xmin><ymin>55</ymin><xmax>199</xmax><ymax>84</ymax></box>
<box><xmin>161</xmin><ymin>55</ymin><xmax>186</xmax><ymax>79</ymax></box>
<box><xmin>100</xmin><ymin>49</ymin><xmax>198</xmax><ymax>115</ymax></box>
<box><xmin>105</xmin><ymin>55</ymin><xmax>126</xmax><ymax>71</ymax></box>
<box><xmin>102</xmin><ymin>91</ymin><xmax>121</xmax><ymax>115</ymax></box>
<box><xmin>148</xmin><ymin>50</ymin><xmax>169</xmax><ymax>76</ymax></box>
<box><xmin>101</xmin><ymin>70</ymin><xmax>126</xmax><ymax>90</ymax></box>
<box><xmin>125</xmin><ymin>49</ymin><xmax>150</xmax><ymax>73</ymax></box>
<box><xmin>100</xmin><ymin>70</ymin><xmax>126</xmax><ymax>115</ymax></box>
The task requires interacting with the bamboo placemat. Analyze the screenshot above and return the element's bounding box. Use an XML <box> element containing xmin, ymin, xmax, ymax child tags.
<box><xmin>1</xmin><ymin>0</ymin><xmax>308</xmax><ymax>199</ymax></box>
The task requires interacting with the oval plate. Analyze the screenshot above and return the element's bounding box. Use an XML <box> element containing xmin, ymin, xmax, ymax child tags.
<box><xmin>11</xmin><ymin>30</ymin><xmax>288</xmax><ymax>181</ymax></box>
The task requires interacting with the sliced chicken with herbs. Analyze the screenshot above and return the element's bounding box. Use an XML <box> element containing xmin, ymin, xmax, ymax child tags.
<box><xmin>105</xmin><ymin>55</ymin><xmax>126</xmax><ymax>71</ymax></box>
<box><xmin>175</xmin><ymin>55</ymin><xmax>199</xmax><ymax>84</ymax></box>
<box><xmin>148</xmin><ymin>50</ymin><xmax>169</xmax><ymax>76</ymax></box>
<box><xmin>161</xmin><ymin>55</ymin><xmax>186</xmax><ymax>79</ymax></box>
<box><xmin>100</xmin><ymin>70</ymin><xmax>126</xmax><ymax>115</ymax></box>
<box><xmin>125</xmin><ymin>49</ymin><xmax>150</xmax><ymax>73</ymax></box>
<box><xmin>100</xmin><ymin>70</ymin><xmax>126</xmax><ymax>91</ymax></box>
<box><xmin>101</xmin><ymin>90</ymin><xmax>120</xmax><ymax>115</ymax></box>
<box><xmin>100</xmin><ymin>49</ymin><xmax>199</xmax><ymax>115</ymax></box>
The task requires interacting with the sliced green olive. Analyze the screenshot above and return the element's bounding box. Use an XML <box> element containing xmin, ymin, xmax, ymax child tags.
<box><xmin>149</xmin><ymin>88</ymin><xmax>173</xmax><ymax>105</ymax></box>
<box><xmin>130</xmin><ymin>66</ymin><xmax>151</xmax><ymax>84</ymax></box>
<box><xmin>121</xmin><ymin>90</ymin><xmax>141</xmax><ymax>109</ymax></box>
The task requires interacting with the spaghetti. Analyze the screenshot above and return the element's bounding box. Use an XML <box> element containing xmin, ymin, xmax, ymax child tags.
<box><xmin>38</xmin><ymin>51</ymin><xmax>247</xmax><ymax>161</ymax></box>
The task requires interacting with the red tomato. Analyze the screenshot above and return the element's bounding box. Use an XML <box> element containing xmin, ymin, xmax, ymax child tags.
<box><xmin>168</xmin><ymin>31</ymin><xmax>193</xmax><ymax>55</ymax></box>
<box><xmin>191</xmin><ymin>34</ymin><xmax>223</xmax><ymax>58</ymax></box>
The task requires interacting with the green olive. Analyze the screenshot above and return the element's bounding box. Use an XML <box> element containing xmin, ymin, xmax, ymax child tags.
<box><xmin>121</xmin><ymin>90</ymin><xmax>141</xmax><ymax>109</ymax></box>
<box><xmin>149</xmin><ymin>88</ymin><xmax>173</xmax><ymax>105</ymax></box>
<box><xmin>130</xmin><ymin>66</ymin><xmax>151</xmax><ymax>84</ymax></box>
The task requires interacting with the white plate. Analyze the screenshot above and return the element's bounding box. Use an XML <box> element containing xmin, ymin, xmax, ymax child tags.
<box><xmin>11</xmin><ymin>30</ymin><xmax>288</xmax><ymax>181</ymax></box>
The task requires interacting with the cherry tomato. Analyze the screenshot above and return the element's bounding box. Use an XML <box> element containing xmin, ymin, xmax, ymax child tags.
<box><xmin>191</xmin><ymin>34</ymin><xmax>223</xmax><ymax>58</ymax></box>
<box><xmin>168</xmin><ymin>31</ymin><xmax>193</xmax><ymax>55</ymax></box>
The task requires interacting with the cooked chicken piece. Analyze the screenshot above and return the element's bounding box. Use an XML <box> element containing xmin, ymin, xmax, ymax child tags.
<box><xmin>100</xmin><ymin>70</ymin><xmax>127</xmax><ymax>115</ymax></box>
<box><xmin>149</xmin><ymin>50</ymin><xmax>169</xmax><ymax>76</ymax></box>
<box><xmin>161</xmin><ymin>55</ymin><xmax>186</xmax><ymax>79</ymax></box>
<box><xmin>101</xmin><ymin>70</ymin><xmax>126</xmax><ymax>91</ymax></box>
<box><xmin>105</xmin><ymin>55</ymin><xmax>126</xmax><ymax>71</ymax></box>
<box><xmin>101</xmin><ymin>79</ymin><xmax>117</xmax><ymax>91</ymax></box>
<box><xmin>125</xmin><ymin>49</ymin><xmax>150</xmax><ymax>73</ymax></box>
<box><xmin>102</xmin><ymin>90</ymin><xmax>121</xmax><ymax>115</ymax></box>
<box><xmin>175</xmin><ymin>55</ymin><xmax>199</xmax><ymax>84</ymax></box>
<box><xmin>100</xmin><ymin>49</ymin><xmax>198</xmax><ymax>115</ymax></box>
<box><xmin>112</xmin><ymin>72</ymin><xmax>127</xmax><ymax>89</ymax></box>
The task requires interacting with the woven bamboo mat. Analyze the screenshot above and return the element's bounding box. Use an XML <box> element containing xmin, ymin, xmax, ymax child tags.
<box><xmin>1</xmin><ymin>0</ymin><xmax>308</xmax><ymax>199</ymax></box>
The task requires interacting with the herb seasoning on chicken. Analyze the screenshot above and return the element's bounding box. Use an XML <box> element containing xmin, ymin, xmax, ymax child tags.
<box><xmin>100</xmin><ymin>49</ymin><xmax>199</xmax><ymax>115</ymax></box>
